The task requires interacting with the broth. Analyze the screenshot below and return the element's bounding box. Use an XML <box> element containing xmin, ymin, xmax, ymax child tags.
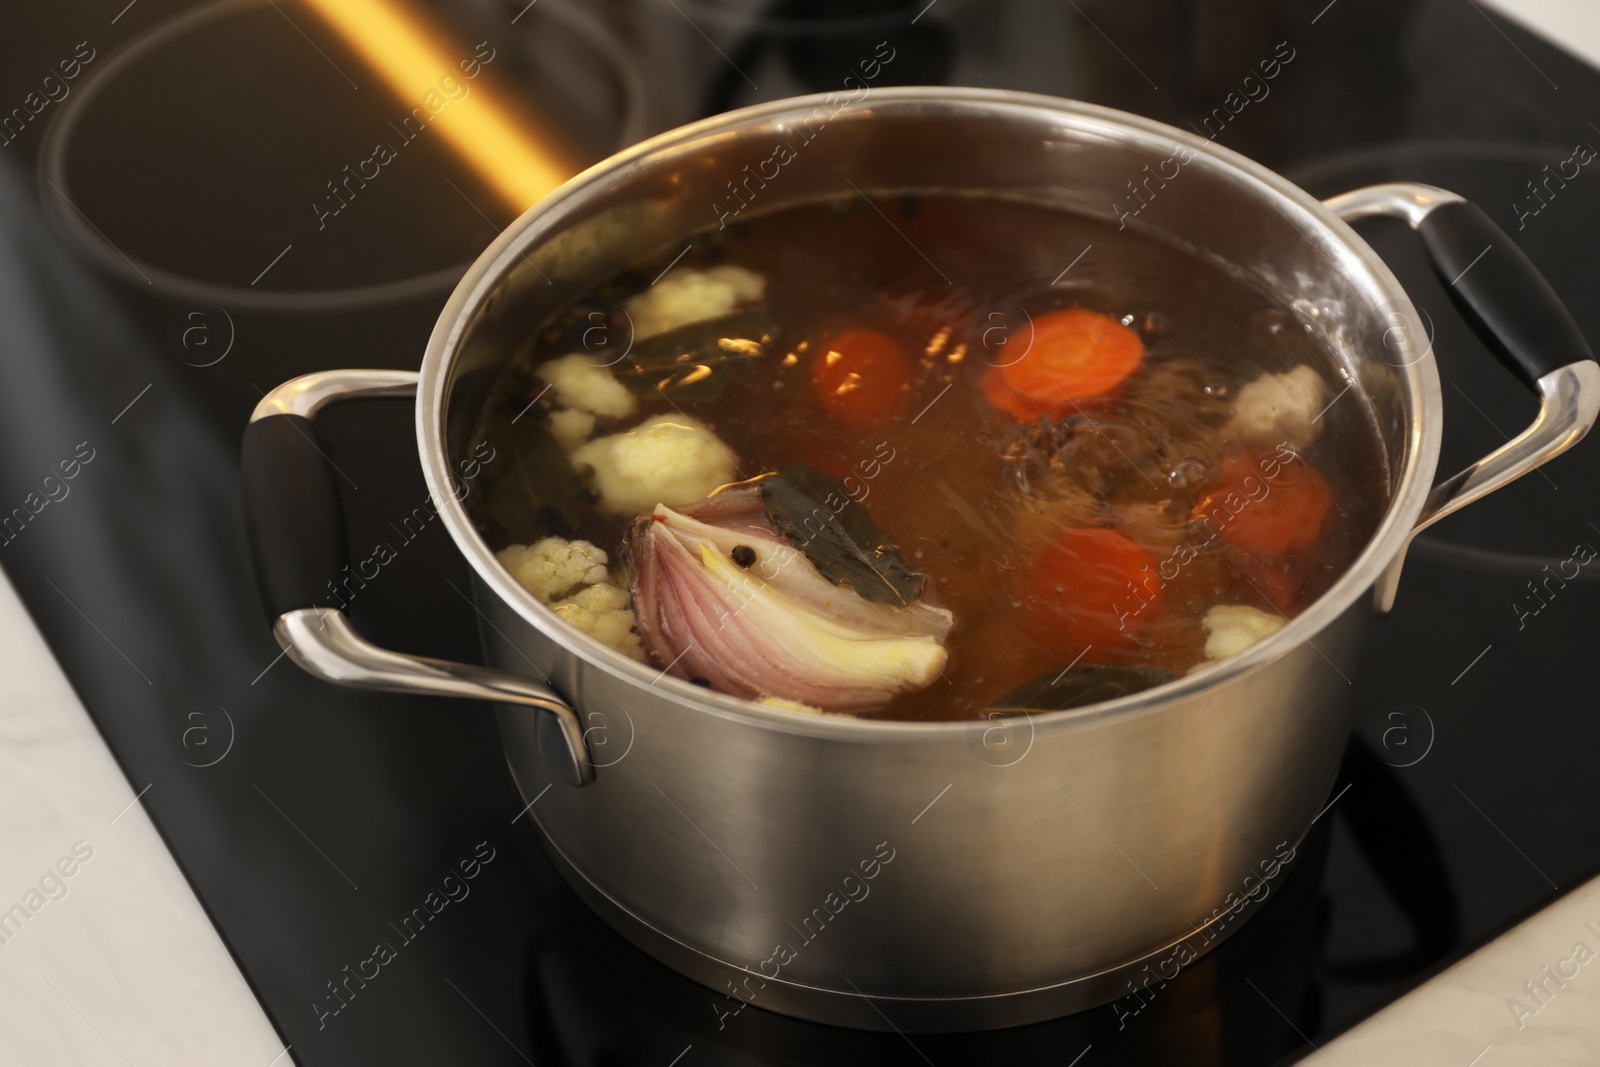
<box><xmin>467</xmin><ymin>192</ymin><xmax>1389</xmax><ymax>721</ymax></box>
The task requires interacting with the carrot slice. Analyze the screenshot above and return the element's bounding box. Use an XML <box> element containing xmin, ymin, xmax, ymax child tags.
<box><xmin>998</xmin><ymin>308</ymin><xmax>1145</xmax><ymax>410</ymax></box>
<box><xmin>810</xmin><ymin>329</ymin><xmax>912</xmax><ymax>430</ymax></box>
<box><xmin>980</xmin><ymin>365</ymin><xmax>1062</xmax><ymax>421</ymax></box>
<box><xmin>1191</xmin><ymin>451</ymin><xmax>1333</xmax><ymax>554</ymax></box>
<box><xmin>1022</xmin><ymin>526</ymin><xmax>1162</xmax><ymax>656</ymax></box>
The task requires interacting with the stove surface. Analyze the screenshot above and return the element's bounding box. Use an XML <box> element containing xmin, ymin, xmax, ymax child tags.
<box><xmin>1</xmin><ymin>1</ymin><xmax>1598</xmax><ymax>1064</ymax></box>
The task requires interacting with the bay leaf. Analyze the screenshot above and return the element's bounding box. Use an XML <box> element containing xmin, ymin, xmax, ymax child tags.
<box><xmin>474</xmin><ymin>408</ymin><xmax>586</xmax><ymax>547</ymax></box>
<box><xmin>989</xmin><ymin>663</ymin><xmax>1175</xmax><ymax>713</ymax></box>
<box><xmin>757</xmin><ymin>462</ymin><xmax>925</xmax><ymax>606</ymax></box>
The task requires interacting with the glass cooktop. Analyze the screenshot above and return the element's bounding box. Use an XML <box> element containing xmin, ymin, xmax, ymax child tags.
<box><xmin>1</xmin><ymin>1</ymin><xmax>1598</xmax><ymax>1063</ymax></box>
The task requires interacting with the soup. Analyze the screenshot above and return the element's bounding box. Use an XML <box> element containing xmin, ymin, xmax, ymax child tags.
<box><xmin>466</xmin><ymin>192</ymin><xmax>1387</xmax><ymax>722</ymax></box>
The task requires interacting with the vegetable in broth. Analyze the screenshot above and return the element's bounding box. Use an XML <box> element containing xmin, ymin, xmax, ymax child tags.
<box><xmin>466</xmin><ymin>192</ymin><xmax>1388</xmax><ymax>721</ymax></box>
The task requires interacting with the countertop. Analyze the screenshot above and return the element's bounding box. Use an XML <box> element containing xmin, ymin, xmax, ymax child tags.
<box><xmin>0</xmin><ymin>564</ymin><xmax>287</xmax><ymax>1066</ymax></box>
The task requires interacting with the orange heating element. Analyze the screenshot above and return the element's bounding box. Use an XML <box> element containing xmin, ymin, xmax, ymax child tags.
<box><xmin>298</xmin><ymin>0</ymin><xmax>571</xmax><ymax>211</ymax></box>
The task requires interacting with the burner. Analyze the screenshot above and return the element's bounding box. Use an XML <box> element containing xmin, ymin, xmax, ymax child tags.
<box><xmin>630</xmin><ymin>0</ymin><xmax>964</xmax><ymax>126</ymax></box>
<box><xmin>38</xmin><ymin>0</ymin><xmax>644</xmax><ymax>313</ymax></box>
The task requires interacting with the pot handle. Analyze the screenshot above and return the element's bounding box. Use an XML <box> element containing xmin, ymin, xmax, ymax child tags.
<box><xmin>1323</xmin><ymin>183</ymin><xmax>1600</xmax><ymax>614</ymax></box>
<box><xmin>241</xmin><ymin>369</ymin><xmax>593</xmax><ymax>787</ymax></box>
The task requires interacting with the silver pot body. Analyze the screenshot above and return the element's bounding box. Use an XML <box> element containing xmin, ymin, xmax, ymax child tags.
<box><xmin>429</xmin><ymin>88</ymin><xmax>1439</xmax><ymax>1030</ymax></box>
<box><xmin>260</xmin><ymin>88</ymin><xmax>1596</xmax><ymax>1031</ymax></box>
<box><xmin>480</xmin><ymin>588</ymin><xmax>1363</xmax><ymax>1029</ymax></box>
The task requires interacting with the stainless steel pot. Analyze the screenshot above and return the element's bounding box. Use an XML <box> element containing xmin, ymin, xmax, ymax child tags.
<box><xmin>241</xmin><ymin>89</ymin><xmax>1598</xmax><ymax>1032</ymax></box>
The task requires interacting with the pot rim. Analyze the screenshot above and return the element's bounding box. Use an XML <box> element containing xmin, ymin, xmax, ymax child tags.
<box><xmin>417</xmin><ymin>86</ymin><xmax>1442</xmax><ymax>740</ymax></box>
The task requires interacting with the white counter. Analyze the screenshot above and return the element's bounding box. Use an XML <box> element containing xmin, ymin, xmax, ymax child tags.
<box><xmin>0</xmin><ymin>567</ymin><xmax>287</xmax><ymax>1066</ymax></box>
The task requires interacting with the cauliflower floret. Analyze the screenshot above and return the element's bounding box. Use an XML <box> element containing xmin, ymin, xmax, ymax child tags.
<box><xmin>551</xmin><ymin>583</ymin><xmax>645</xmax><ymax>662</ymax></box>
<box><xmin>548</xmin><ymin>408</ymin><xmax>596</xmax><ymax>452</ymax></box>
<box><xmin>1201</xmin><ymin>604</ymin><xmax>1286</xmax><ymax>661</ymax></box>
<box><xmin>1227</xmin><ymin>365</ymin><xmax>1327</xmax><ymax>448</ymax></box>
<box><xmin>497</xmin><ymin>537</ymin><xmax>611</xmax><ymax>602</ymax></box>
<box><xmin>569</xmin><ymin>414</ymin><xmax>738</xmax><ymax>514</ymax></box>
<box><xmin>496</xmin><ymin>537</ymin><xmax>646</xmax><ymax>662</ymax></box>
<box><xmin>623</xmin><ymin>265</ymin><xmax>766</xmax><ymax>341</ymax></box>
<box><xmin>535</xmin><ymin>353</ymin><xmax>637</xmax><ymax>419</ymax></box>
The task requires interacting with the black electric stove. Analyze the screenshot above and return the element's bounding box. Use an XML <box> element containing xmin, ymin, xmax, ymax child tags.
<box><xmin>2</xmin><ymin>1</ymin><xmax>1599</xmax><ymax>1063</ymax></box>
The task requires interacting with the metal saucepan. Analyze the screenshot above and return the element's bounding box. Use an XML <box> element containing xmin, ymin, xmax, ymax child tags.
<box><xmin>240</xmin><ymin>89</ymin><xmax>1598</xmax><ymax>1031</ymax></box>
